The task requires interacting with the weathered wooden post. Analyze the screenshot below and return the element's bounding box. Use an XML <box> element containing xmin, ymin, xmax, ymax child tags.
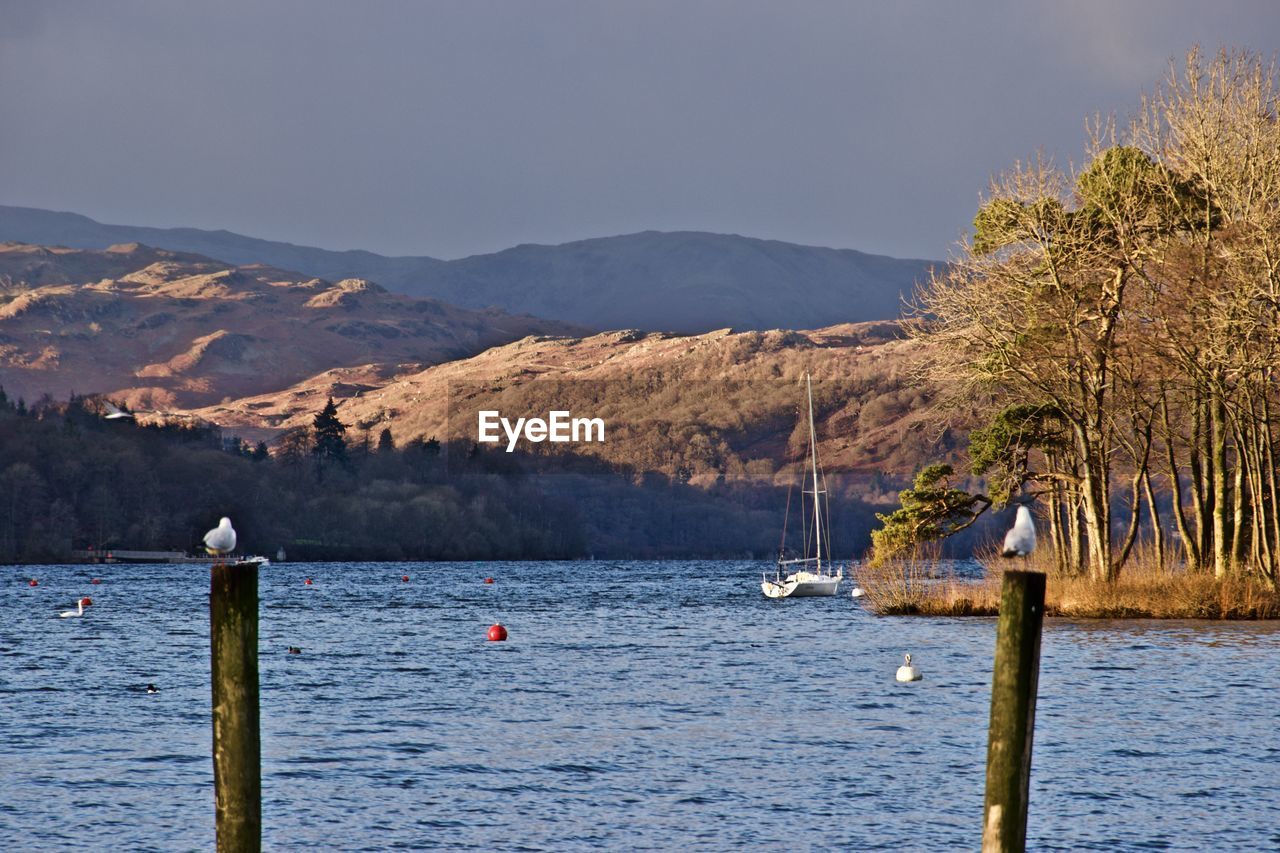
<box><xmin>982</xmin><ymin>570</ymin><xmax>1046</xmax><ymax>853</ymax></box>
<box><xmin>210</xmin><ymin>560</ymin><xmax>261</xmax><ymax>852</ymax></box>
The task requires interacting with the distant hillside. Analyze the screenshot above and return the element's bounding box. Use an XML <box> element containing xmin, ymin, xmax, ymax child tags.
<box><xmin>192</xmin><ymin>321</ymin><xmax>972</xmax><ymax>485</ymax></box>
<box><xmin>0</xmin><ymin>206</ymin><xmax>937</xmax><ymax>333</ymax></box>
<box><xmin>0</xmin><ymin>242</ymin><xmax>579</xmax><ymax>408</ymax></box>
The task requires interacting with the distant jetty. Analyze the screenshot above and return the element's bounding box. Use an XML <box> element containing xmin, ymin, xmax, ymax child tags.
<box><xmin>73</xmin><ymin>549</ymin><xmax>241</xmax><ymax>564</ymax></box>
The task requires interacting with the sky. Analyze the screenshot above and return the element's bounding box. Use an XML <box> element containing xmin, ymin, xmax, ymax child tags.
<box><xmin>2</xmin><ymin>1</ymin><xmax>1277</xmax><ymax>261</ymax></box>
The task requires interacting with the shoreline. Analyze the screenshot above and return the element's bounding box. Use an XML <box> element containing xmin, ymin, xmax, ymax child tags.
<box><xmin>857</xmin><ymin>558</ymin><xmax>1280</xmax><ymax>621</ymax></box>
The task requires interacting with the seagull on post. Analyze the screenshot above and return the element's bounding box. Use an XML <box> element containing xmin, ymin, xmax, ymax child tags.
<box><xmin>1001</xmin><ymin>505</ymin><xmax>1037</xmax><ymax>558</ymax></box>
<box><xmin>203</xmin><ymin>517</ymin><xmax>237</xmax><ymax>558</ymax></box>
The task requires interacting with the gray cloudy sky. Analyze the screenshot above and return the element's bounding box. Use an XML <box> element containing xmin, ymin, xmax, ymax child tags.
<box><xmin>2</xmin><ymin>1</ymin><xmax>1277</xmax><ymax>260</ymax></box>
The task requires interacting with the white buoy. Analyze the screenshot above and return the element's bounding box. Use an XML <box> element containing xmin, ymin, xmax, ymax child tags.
<box><xmin>1001</xmin><ymin>505</ymin><xmax>1036</xmax><ymax>558</ymax></box>
<box><xmin>203</xmin><ymin>517</ymin><xmax>237</xmax><ymax>556</ymax></box>
<box><xmin>896</xmin><ymin>652</ymin><xmax>922</xmax><ymax>682</ymax></box>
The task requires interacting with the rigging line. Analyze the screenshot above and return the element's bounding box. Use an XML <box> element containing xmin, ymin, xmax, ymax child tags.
<box><xmin>821</xmin><ymin>462</ymin><xmax>833</xmax><ymax>566</ymax></box>
<box><xmin>798</xmin><ymin>458</ymin><xmax>808</xmax><ymax>558</ymax></box>
<box><xmin>801</xmin><ymin>476</ymin><xmax>811</xmax><ymax>560</ymax></box>
<box><xmin>780</xmin><ymin>479</ymin><xmax>794</xmax><ymax>558</ymax></box>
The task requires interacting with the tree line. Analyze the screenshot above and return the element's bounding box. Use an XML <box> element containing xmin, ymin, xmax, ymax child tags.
<box><xmin>0</xmin><ymin>391</ymin><xmax>894</xmax><ymax>563</ymax></box>
<box><xmin>875</xmin><ymin>49</ymin><xmax>1280</xmax><ymax>589</ymax></box>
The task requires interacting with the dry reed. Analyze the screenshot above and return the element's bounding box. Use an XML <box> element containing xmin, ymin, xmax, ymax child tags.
<box><xmin>857</xmin><ymin>542</ymin><xmax>1280</xmax><ymax>620</ymax></box>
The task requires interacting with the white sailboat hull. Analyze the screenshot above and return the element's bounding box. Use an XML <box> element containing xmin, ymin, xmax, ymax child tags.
<box><xmin>761</xmin><ymin>570</ymin><xmax>842</xmax><ymax>599</ymax></box>
<box><xmin>788</xmin><ymin>575</ymin><xmax>842</xmax><ymax>597</ymax></box>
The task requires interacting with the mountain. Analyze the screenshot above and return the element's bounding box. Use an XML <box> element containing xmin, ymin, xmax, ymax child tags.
<box><xmin>0</xmin><ymin>206</ymin><xmax>938</xmax><ymax>333</ymax></box>
<box><xmin>428</xmin><ymin>231</ymin><xmax>936</xmax><ymax>332</ymax></box>
<box><xmin>0</xmin><ymin>242</ymin><xmax>580</xmax><ymax>408</ymax></box>
<box><xmin>191</xmin><ymin>321</ymin><xmax>968</xmax><ymax>483</ymax></box>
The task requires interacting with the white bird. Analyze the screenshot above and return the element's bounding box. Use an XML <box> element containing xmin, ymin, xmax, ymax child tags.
<box><xmin>103</xmin><ymin>400</ymin><xmax>134</xmax><ymax>420</ymax></box>
<box><xmin>59</xmin><ymin>597</ymin><xmax>92</xmax><ymax>618</ymax></box>
<box><xmin>850</xmin><ymin>587</ymin><xmax>866</xmax><ymax>598</ymax></box>
<box><xmin>896</xmin><ymin>653</ymin><xmax>922</xmax><ymax>682</ymax></box>
<box><xmin>203</xmin><ymin>517</ymin><xmax>237</xmax><ymax>556</ymax></box>
<box><xmin>1002</xmin><ymin>505</ymin><xmax>1037</xmax><ymax>558</ymax></box>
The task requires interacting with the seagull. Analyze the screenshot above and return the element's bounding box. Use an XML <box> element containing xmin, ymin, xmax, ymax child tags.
<box><xmin>203</xmin><ymin>517</ymin><xmax>237</xmax><ymax>557</ymax></box>
<box><xmin>896</xmin><ymin>653</ymin><xmax>922</xmax><ymax>682</ymax></box>
<box><xmin>103</xmin><ymin>400</ymin><xmax>134</xmax><ymax>420</ymax></box>
<box><xmin>59</xmin><ymin>597</ymin><xmax>92</xmax><ymax>618</ymax></box>
<box><xmin>1001</xmin><ymin>505</ymin><xmax>1037</xmax><ymax>558</ymax></box>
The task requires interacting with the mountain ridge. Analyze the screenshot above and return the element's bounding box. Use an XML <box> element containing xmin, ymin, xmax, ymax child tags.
<box><xmin>0</xmin><ymin>205</ymin><xmax>938</xmax><ymax>333</ymax></box>
<box><xmin>0</xmin><ymin>241</ymin><xmax>580</xmax><ymax>408</ymax></box>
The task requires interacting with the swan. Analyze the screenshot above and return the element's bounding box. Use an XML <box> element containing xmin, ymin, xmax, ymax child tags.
<box><xmin>1001</xmin><ymin>505</ymin><xmax>1037</xmax><ymax>558</ymax></box>
<box><xmin>103</xmin><ymin>400</ymin><xmax>134</xmax><ymax>420</ymax></box>
<box><xmin>203</xmin><ymin>517</ymin><xmax>237</xmax><ymax>557</ymax></box>
<box><xmin>59</xmin><ymin>597</ymin><xmax>92</xmax><ymax>618</ymax></box>
<box><xmin>896</xmin><ymin>653</ymin><xmax>922</xmax><ymax>682</ymax></box>
<box><xmin>850</xmin><ymin>587</ymin><xmax>867</xmax><ymax>598</ymax></box>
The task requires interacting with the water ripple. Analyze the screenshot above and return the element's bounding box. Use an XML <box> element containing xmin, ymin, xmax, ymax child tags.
<box><xmin>1</xmin><ymin>560</ymin><xmax>1277</xmax><ymax>850</ymax></box>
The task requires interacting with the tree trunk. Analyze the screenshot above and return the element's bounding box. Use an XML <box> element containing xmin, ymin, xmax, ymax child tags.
<box><xmin>1077</xmin><ymin>424</ymin><xmax>1113</xmax><ymax>582</ymax></box>
<box><xmin>1263</xmin><ymin>391</ymin><xmax>1280</xmax><ymax>587</ymax></box>
<box><xmin>1046</xmin><ymin>462</ymin><xmax>1066</xmax><ymax>576</ymax></box>
<box><xmin>1141</xmin><ymin>468</ymin><xmax>1165</xmax><ymax>571</ymax></box>
<box><xmin>1211</xmin><ymin>391</ymin><xmax>1231</xmax><ymax>578</ymax></box>
<box><xmin>1231</xmin><ymin>428</ymin><xmax>1249</xmax><ymax>567</ymax></box>
<box><xmin>1161</xmin><ymin>393</ymin><xmax>1199</xmax><ymax>569</ymax></box>
<box><xmin>1190</xmin><ymin>393</ymin><xmax>1211</xmax><ymax>569</ymax></box>
<box><xmin>1114</xmin><ymin>469</ymin><xmax>1144</xmax><ymax>575</ymax></box>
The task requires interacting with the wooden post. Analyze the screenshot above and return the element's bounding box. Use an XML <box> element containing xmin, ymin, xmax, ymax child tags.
<box><xmin>210</xmin><ymin>561</ymin><xmax>261</xmax><ymax>852</ymax></box>
<box><xmin>982</xmin><ymin>570</ymin><xmax>1046</xmax><ymax>853</ymax></box>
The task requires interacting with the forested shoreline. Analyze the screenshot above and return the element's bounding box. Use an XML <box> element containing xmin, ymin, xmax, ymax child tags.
<box><xmin>0</xmin><ymin>392</ymin><xmax>899</xmax><ymax>564</ymax></box>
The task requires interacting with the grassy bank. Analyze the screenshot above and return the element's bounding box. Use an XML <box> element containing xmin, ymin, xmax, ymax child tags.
<box><xmin>858</xmin><ymin>549</ymin><xmax>1280</xmax><ymax>620</ymax></box>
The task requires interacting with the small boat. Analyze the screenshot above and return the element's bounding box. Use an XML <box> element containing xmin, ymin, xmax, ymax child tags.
<box><xmin>762</xmin><ymin>374</ymin><xmax>843</xmax><ymax>599</ymax></box>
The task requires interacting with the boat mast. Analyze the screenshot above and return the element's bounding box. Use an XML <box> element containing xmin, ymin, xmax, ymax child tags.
<box><xmin>806</xmin><ymin>373</ymin><xmax>822</xmax><ymax>574</ymax></box>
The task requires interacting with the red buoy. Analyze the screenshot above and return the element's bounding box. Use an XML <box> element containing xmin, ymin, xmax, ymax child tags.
<box><xmin>28</xmin><ymin>578</ymin><xmax>38</xmax><ymax>587</ymax></box>
<box><xmin>304</xmin><ymin>578</ymin><xmax>313</xmax><ymax>586</ymax></box>
<box><xmin>487</xmin><ymin>623</ymin><xmax>507</xmax><ymax>642</ymax></box>
<box><xmin>91</xmin><ymin>578</ymin><xmax>103</xmax><ymax>585</ymax></box>
<box><xmin>484</xmin><ymin>577</ymin><xmax>495</xmax><ymax>584</ymax></box>
<box><xmin>401</xmin><ymin>575</ymin><xmax>410</xmax><ymax>582</ymax></box>
<box><xmin>80</xmin><ymin>597</ymin><xmax>93</xmax><ymax>607</ymax></box>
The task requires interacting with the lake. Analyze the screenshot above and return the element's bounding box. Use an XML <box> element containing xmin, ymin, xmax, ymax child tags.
<box><xmin>2</xmin><ymin>561</ymin><xmax>1278</xmax><ymax>850</ymax></box>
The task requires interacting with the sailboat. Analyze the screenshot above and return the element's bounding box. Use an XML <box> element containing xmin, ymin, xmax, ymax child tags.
<box><xmin>762</xmin><ymin>374</ymin><xmax>843</xmax><ymax>598</ymax></box>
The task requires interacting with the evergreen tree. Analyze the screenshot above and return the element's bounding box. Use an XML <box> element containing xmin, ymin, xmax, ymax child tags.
<box><xmin>312</xmin><ymin>397</ymin><xmax>348</xmax><ymax>471</ymax></box>
<box><xmin>376</xmin><ymin>427</ymin><xmax>395</xmax><ymax>453</ymax></box>
<box><xmin>252</xmin><ymin>441</ymin><xmax>270</xmax><ymax>462</ymax></box>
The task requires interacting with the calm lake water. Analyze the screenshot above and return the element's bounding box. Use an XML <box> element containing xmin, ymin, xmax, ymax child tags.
<box><xmin>1</xmin><ymin>560</ymin><xmax>1278</xmax><ymax>851</ymax></box>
